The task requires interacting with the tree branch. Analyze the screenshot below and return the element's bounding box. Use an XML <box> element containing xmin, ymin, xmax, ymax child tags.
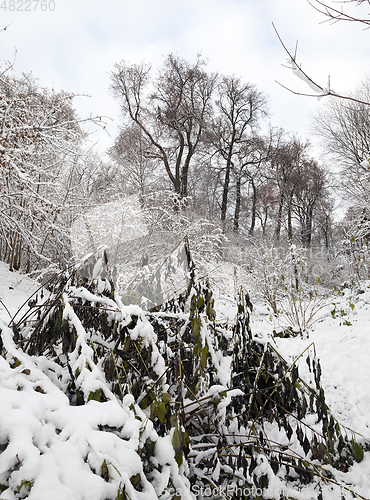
<box><xmin>272</xmin><ymin>22</ymin><xmax>370</xmax><ymax>106</ymax></box>
<box><xmin>307</xmin><ymin>0</ymin><xmax>370</xmax><ymax>27</ymax></box>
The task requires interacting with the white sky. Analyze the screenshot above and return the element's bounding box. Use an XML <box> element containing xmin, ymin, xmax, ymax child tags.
<box><xmin>1</xmin><ymin>0</ymin><xmax>369</xmax><ymax>156</ymax></box>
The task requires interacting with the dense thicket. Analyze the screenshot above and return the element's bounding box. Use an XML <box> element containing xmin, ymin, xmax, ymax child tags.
<box><xmin>1</xmin><ymin>251</ymin><xmax>365</xmax><ymax>499</ymax></box>
<box><xmin>0</xmin><ymin>71</ymin><xmax>107</xmax><ymax>275</ymax></box>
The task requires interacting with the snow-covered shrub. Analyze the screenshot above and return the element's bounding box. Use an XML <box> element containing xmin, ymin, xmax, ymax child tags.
<box><xmin>0</xmin><ymin>74</ymin><xmax>101</xmax><ymax>275</ymax></box>
<box><xmin>70</xmin><ymin>192</ymin><xmax>226</xmax><ymax>309</ymax></box>
<box><xmin>334</xmin><ymin>206</ymin><xmax>370</xmax><ymax>285</ymax></box>
<box><xmin>0</xmin><ymin>250</ymin><xmax>367</xmax><ymax>499</ymax></box>
<box><xmin>247</xmin><ymin>244</ymin><xmax>332</xmax><ymax>334</ymax></box>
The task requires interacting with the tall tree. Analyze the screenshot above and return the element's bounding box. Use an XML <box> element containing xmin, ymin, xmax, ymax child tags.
<box><xmin>110</xmin><ymin>54</ymin><xmax>217</xmax><ymax>198</ymax></box>
<box><xmin>313</xmin><ymin>79</ymin><xmax>370</xmax><ymax>205</ymax></box>
<box><xmin>269</xmin><ymin>137</ymin><xmax>309</xmax><ymax>242</ymax></box>
<box><xmin>231</xmin><ymin>135</ymin><xmax>270</xmax><ymax>234</ymax></box>
<box><xmin>209</xmin><ymin>76</ymin><xmax>268</xmax><ymax>225</ymax></box>
<box><xmin>255</xmin><ymin>180</ymin><xmax>279</xmax><ymax>235</ymax></box>
<box><xmin>292</xmin><ymin>159</ymin><xmax>328</xmax><ymax>247</ymax></box>
<box><xmin>108</xmin><ymin>123</ymin><xmax>160</xmax><ymax>197</ymax></box>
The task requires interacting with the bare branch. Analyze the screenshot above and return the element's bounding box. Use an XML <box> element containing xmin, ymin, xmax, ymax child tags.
<box><xmin>307</xmin><ymin>0</ymin><xmax>370</xmax><ymax>27</ymax></box>
<box><xmin>272</xmin><ymin>24</ymin><xmax>325</xmax><ymax>93</ymax></box>
<box><xmin>272</xmin><ymin>22</ymin><xmax>370</xmax><ymax>106</ymax></box>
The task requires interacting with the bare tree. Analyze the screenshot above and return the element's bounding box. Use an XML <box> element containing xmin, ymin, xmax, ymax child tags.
<box><xmin>268</xmin><ymin>137</ymin><xmax>310</xmax><ymax>242</ymax></box>
<box><xmin>208</xmin><ymin>75</ymin><xmax>268</xmax><ymax>226</ymax></box>
<box><xmin>231</xmin><ymin>135</ymin><xmax>272</xmax><ymax>234</ymax></box>
<box><xmin>255</xmin><ymin>180</ymin><xmax>279</xmax><ymax>235</ymax></box>
<box><xmin>315</xmin><ymin>196</ymin><xmax>335</xmax><ymax>248</ymax></box>
<box><xmin>292</xmin><ymin>159</ymin><xmax>328</xmax><ymax>247</ymax></box>
<box><xmin>108</xmin><ymin>123</ymin><xmax>160</xmax><ymax>197</ymax></box>
<box><xmin>313</xmin><ymin>78</ymin><xmax>370</xmax><ymax>204</ymax></box>
<box><xmin>110</xmin><ymin>54</ymin><xmax>217</xmax><ymax>198</ymax></box>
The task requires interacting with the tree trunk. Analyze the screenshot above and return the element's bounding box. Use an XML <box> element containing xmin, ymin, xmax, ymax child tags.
<box><xmin>275</xmin><ymin>193</ymin><xmax>284</xmax><ymax>241</ymax></box>
<box><xmin>180</xmin><ymin>148</ymin><xmax>192</xmax><ymax>198</ymax></box>
<box><xmin>233</xmin><ymin>176</ymin><xmax>241</xmax><ymax>232</ymax></box>
<box><xmin>221</xmin><ymin>163</ymin><xmax>231</xmax><ymax>225</ymax></box>
<box><xmin>306</xmin><ymin>210</ymin><xmax>313</xmax><ymax>248</ymax></box>
<box><xmin>287</xmin><ymin>191</ymin><xmax>294</xmax><ymax>242</ymax></box>
<box><xmin>249</xmin><ymin>179</ymin><xmax>257</xmax><ymax>236</ymax></box>
<box><xmin>287</xmin><ymin>203</ymin><xmax>293</xmax><ymax>242</ymax></box>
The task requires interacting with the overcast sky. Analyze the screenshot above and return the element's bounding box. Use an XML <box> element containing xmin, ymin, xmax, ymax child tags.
<box><xmin>1</xmin><ymin>0</ymin><xmax>369</xmax><ymax>156</ymax></box>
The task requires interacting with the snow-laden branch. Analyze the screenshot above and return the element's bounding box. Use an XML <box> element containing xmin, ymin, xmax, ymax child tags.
<box><xmin>272</xmin><ymin>22</ymin><xmax>370</xmax><ymax>106</ymax></box>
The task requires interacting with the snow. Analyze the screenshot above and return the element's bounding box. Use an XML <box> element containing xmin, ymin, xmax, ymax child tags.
<box><xmin>0</xmin><ymin>262</ymin><xmax>45</xmax><ymax>320</ymax></box>
<box><xmin>360</xmin><ymin>158</ymin><xmax>370</xmax><ymax>169</ymax></box>
<box><xmin>252</xmin><ymin>286</ymin><xmax>370</xmax><ymax>442</ymax></box>
<box><xmin>285</xmin><ymin>57</ymin><xmax>334</xmax><ymax>101</ymax></box>
<box><xmin>0</xmin><ymin>261</ymin><xmax>370</xmax><ymax>499</ymax></box>
<box><xmin>250</xmin><ymin>283</ymin><xmax>370</xmax><ymax>499</ymax></box>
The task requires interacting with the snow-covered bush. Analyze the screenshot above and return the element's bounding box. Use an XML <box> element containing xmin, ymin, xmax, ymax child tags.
<box><xmin>70</xmin><ymin>192</ymin><xmax>226</xmax><ymax>309</ymax></box>
<box><xmin>243</xmin><ymin>244</ymin><xmax>333</xmax><ymax>333</ymax></box>
<box><xmin>339</xmin><ymin>206</ymin><xmax>370</xmax><ymax>284</ymax></box>
<box><xmin>0</xmin><ymin>248</ymin><xmax>367</xmax><ymax>499</ymax></box>
<box><xmin>0</xmin><ymin>73</ymin><xmax>102</xmax><ymax>275</ymax></box>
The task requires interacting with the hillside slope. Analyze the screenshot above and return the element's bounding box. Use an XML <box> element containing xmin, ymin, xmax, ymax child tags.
<box><xmin>0</xmin><ymin>262</ymin><xmax>369</xmax><ymax>499</ymax></box>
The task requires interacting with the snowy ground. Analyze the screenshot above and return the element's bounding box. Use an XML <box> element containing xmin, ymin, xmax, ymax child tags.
<box><xmin>250</xmin><ymin>286</ymin><xmax>370</xmax><ymax>442</ymax></box>
<box><xmin>249</xmin><ymin>284</ymin><xmax>370</xmax><ymax>498</ymax></box>
<box><xmin>0</xmin><ymin>262</ymin><xmax>44</xmax><ymax>321</ymax></box>
<box><xmin>0</xmin><ymin>261</ymin><xmax>370</xmax><ymax>499</ymax></box>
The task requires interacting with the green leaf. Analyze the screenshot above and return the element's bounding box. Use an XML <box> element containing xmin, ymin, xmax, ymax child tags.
<box><xmin>191</xmin><ymin>317</ymin><xmax>201</xmax><ymax>341</ymax></box>
<box><xmin>87</xmin><ymin>388</ymin><xmax>106</xmax><ymax>402</ymax></box>
<box><xmin>286</xmin><ymin>421</ymin><xmax>293</xmax><ymax>441</ymax></box>
<box><xmin>172</xmin><ymin>427</ymin><xmax>182</xmax><ymax>454</ymax></box>
<box><xmin>101</xmin><ymin>460</ymin><xmax>109</xmax><ymax>481</ymax></box>
<box><xmin>10</xmin><ymin>357</ymin><xmax>21</xmax><ymax>369</ymax></box>
<box><xmin>183</xmin><ymin>430</ymin><xmax>190</xmax><ymax>454</ymax></box>
<box><xmin>352</xmin><ymin>440</ymin><xmax>364</xmax><ymax>462</ymax></box>
<box><xmin>172</xmin><ymin>427</ymin><xmax>183</xmax><ymax>466</ymax></box>
<box><xmin>150</xmin><ymin>401</ymin><xmax>157</xmax><ymax>420</ymax></box>
<box><xmin>117</xmin><ymin>484</ymin><xmax>126</xmax><ymax>500</ymax></box>
<box><xmin>140</xmin><ymin>391</ymin><xmax>154</xmax><ymax>410</ymax></box>
<box><xmin>156</xmin><ymin>402</ymin><xmax>166</xmax><ymax>424</ymax></box>
<box><xmin>197</xmin><ymin>296</ymin><xmax>204</xmax><ymax>310</ymax></box>
<box><xmin>162</xmin><ymin>393</ymin><xmax>171</xmax><ymax>405</ymax></box>
<box><xmin>170</xmin><ymin>415</ymin><xmax>178</xmax><ymax>428</ymax></box>
<box><xmin>17</xmin><ymin>480</ymin><xmax>34</xmax><ymax>494</ymax></box>
<box><xmin>200</xmin><ymin>345</ymin><xmax>208</xmax><ymax>369</ymax></box>
<box><xmin>303</xmin><ymin>436</ymin><xmax>310</xmax><ymax>455</ymax></box>
<box><xmin>296</xmin><ymin>426</ymin><xmax>304</xmax><ymax>445</ymax></box>
<box><xmin>317</xmin><ymin>442</ymin><xmax>326</xmax><ymax>460</ymax></box>
<box><xmin>130</xmin><ymin>473</ymin><xmax>141</xmax><ymax>488</ymax></box>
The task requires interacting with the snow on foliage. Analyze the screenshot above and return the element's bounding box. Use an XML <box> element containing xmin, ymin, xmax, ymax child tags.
<box><xmin>0</xmin><ymin>73</ymin><xmax>105</xmax><ymax>275</ymax></box>
<box><xmin>0</xmin><ymin>248</ymin><xmax>369</xmax><ymax>500</ymax></box>
<box><xmin>70</xmin><ymin>193</ymin><xmax>225</xmax><ymax>310</ymax></box>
